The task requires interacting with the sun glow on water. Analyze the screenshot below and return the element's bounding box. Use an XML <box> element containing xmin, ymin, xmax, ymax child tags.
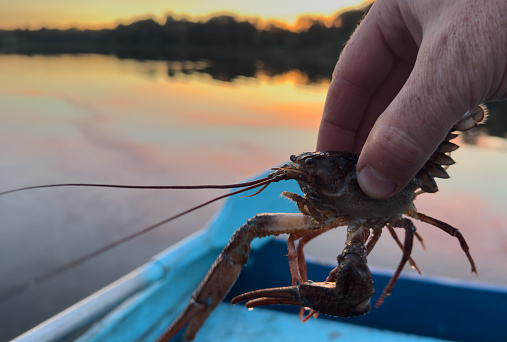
<box><xmin>0</xmin><ymin>54</ymin><xmax>326</xmax><ymax>180</ymax></box>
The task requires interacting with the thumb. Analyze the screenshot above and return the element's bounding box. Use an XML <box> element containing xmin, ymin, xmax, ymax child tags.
<box><xmin>356</xmin><ymin>61</ymin><xmax>472</xmax><ymax>199</ymax></box>
<box><xmin>355</xmin><ymin>0</ymin><xmax>505</xmax><ymax>199</ymax></box>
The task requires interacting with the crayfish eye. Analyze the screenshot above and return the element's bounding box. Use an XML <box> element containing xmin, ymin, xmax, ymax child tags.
<box><xmin>290</xmin><ymin>155</ymin><xmax>297</xmax><ymax>162</ymax></box>
<box><xmin>305</xmin><ymin>158</ymin><xmax>314</xmax><ymax>166</ymax></box>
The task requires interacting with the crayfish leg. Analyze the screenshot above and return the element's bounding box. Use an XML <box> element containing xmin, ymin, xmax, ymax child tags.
<box><xmin>386</xmin><ymin>223</ymin><xmax>421</xmax><ymax>275</ymax></box>
<box><xmin>375</xmin><ymin>219</ymin><xmax>415</xmax><ymax>308</ymax></box>
<box><xmin>365</xmin><ymin>227</ymin><xmax>383</xmax><ymax>255</ymax></box>
<box><xmin>288</xmin><ymin>228</ymin><xmax>334</xmax><ymax>321</ymax></box>
<box><xmin>408</xmin><ymin>211</ymin><xmax>477</xmax><ymax>275</ymax></box>
<box><xmin>287</xmin><ymin>228</ymin><xmax>334</xmax><ymax>285</ymax></box>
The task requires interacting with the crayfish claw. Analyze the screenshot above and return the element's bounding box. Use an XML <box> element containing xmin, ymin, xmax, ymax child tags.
<box><xmin>231</xmin><ymin>285</ymin><xmax>302</xmax><ymax>308</ymax></box>
<box><xmin>232</xmin><ymin>250</ymin><xmax>375</xmax><ymax>319</ymax></box>
<box><xmin>232</xmin><ymin>279</ymin><xmax>373</xmax><ymax>319</ymax></box>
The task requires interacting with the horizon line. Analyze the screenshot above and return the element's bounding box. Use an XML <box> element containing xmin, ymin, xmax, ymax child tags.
<box><xmin>0</xmin><ymin>2</ymin><xmax>372</xmax><ymax>32</ymax></box>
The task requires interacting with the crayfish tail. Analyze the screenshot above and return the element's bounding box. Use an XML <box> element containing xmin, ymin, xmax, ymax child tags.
<box><xmin>416</xmin><ymin>105</ymin><xmax>487</xmax><ymax>193</ymax></box>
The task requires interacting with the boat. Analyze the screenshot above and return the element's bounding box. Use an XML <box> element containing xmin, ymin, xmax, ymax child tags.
<box><xmin>12</xmin><ymin>171</ymin><xmax>507</xmax><ymax>342</ymax></box>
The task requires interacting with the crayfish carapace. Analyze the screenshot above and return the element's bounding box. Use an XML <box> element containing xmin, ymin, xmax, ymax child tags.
<box><xmin>0</xmin><ymin>106</ymin><xmax>485</xmax><ymax>341</ymax></box>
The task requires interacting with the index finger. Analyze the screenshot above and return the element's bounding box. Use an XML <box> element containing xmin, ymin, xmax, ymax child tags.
<box><xmin>317</xmin><ymin>2</ymin><xmax>406</xmax><ymax>153</ymax></box>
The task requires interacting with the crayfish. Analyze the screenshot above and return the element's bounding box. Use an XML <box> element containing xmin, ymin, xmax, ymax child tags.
<box><xmin>0</xmin><ymin>106</ymin><xmax>485</xmax><ymax>341</ymax></box>
<box><xmin>157</xmin><ymin>105</ymin><xmax>484</xmax><ymax>341</ymax></box>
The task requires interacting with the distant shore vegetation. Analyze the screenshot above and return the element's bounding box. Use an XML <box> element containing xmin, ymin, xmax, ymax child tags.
<box><xmin>0</xmin><ymin>5</ymin><xmax>372</xmax><ymax>84</ymax></box>
<box><xmin>0</xmin><ymin>6</ymin><xmax>370</xmax><ymax>62</ymax></box>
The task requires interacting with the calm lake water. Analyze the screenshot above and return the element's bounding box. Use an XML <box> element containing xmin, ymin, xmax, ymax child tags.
<box><xmin>1</xmin><ymin>54</ymin><xmax>507</xmax><ymax>340</ymax></box>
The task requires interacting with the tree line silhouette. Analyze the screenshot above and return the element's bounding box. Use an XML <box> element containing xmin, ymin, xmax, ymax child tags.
<box><xmin>0</xmin><ymin>7</ymin><xmax>368</xmax><ymax>66</ymax></box>
<box><xmin>0</xmin><ymin>6</ymin><xmax>371</xmax><ymax>84</ymax></box>
<box><xmin>0</xmin><ymin>8</ymin><xmax>367</xmax><ymax>51</ymax></box>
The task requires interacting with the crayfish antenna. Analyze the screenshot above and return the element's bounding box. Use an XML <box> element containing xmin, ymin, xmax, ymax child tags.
<box><xmin>0</xmin><ymin>176</ymin><xmax>277</xmax><ymax>196</ymax></box>
<box><xmin>0</xmin><ymin>172</ymin><xmax>291</xmax><ymax>303</ymax></box>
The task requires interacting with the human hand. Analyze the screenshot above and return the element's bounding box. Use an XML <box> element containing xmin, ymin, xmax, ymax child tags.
<box><xmin>317</xmin><ymin>0</ymin><xmax>507</xmax><ymax>198</ymax></box>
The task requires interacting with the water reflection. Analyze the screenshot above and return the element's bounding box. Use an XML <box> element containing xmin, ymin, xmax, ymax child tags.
<box><xmin>165</xmin><ymin>56</ymin><xmax>333</xmax><ymax>84</ymax></box>
<box><xmin>162</xmin><ymin>55</ymin><xmax>507</xmax><ymax>140</ymax></box>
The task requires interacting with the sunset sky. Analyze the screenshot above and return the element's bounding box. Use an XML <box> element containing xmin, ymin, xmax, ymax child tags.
<box><xmin>0</xmin><ymin>0</ymin><xmax>371</xmax><ymax>30</ymax></box>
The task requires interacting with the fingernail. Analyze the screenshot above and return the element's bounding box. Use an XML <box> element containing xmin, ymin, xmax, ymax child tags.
<box><xmin>357</xmin><ymin>166</ymin><xmax>396</xmax><ymax>199</ymax></box>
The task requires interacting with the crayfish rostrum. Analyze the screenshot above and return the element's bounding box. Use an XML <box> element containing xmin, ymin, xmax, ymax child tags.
<box><xmin>0</xmin><ymin>106</ymin><xmax>485</xmax><ymax>341</ymax></box>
